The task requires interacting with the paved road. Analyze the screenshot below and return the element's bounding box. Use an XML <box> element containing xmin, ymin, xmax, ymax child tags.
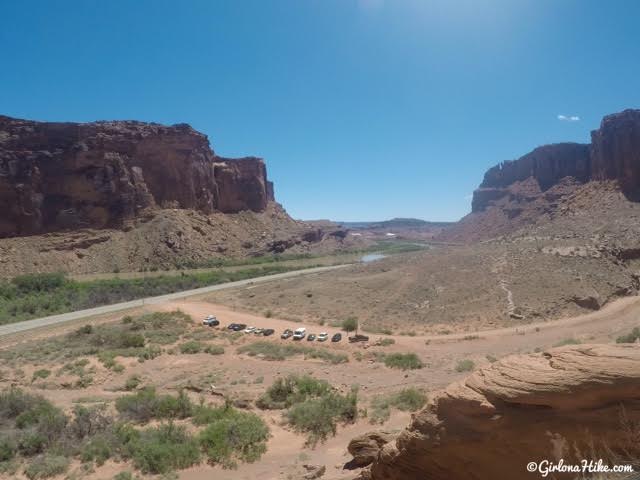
<box><xmin>0</xmin><ymin>264</ymin><xmax>350</xmax><ymax>338</ymax></box>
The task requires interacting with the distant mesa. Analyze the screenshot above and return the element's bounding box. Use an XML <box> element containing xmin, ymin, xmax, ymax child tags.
<box><xmin>339</xmin><ymin>218</ymin><xmax>454</xmax><ymax>230</ymax></box>
<box><xmin>0</xmin><ymin>115</ymin><xmax>275</xmax><ymax>238</ymax></box>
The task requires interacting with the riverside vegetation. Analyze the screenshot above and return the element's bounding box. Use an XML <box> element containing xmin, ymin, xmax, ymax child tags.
<box><xmin>0</xmin><ymin>265</ymin><xmax>316</xmax><ymax>324</ymax></box>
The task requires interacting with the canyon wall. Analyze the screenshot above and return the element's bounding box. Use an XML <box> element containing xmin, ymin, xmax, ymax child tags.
<box><xmin>0</xmin><ymin>115</ymin><xmax>273</xmax><ymax>238</ymax></box>
<box><xmin>471</xmin><ymin>109</ymin><xmax>640</xmax><ymax>213</ymax></box>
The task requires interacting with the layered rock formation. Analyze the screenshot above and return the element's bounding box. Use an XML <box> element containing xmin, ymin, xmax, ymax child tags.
<box><xmin>355</xmin><ymin>344</ymin><xmax>640</xmax><ymax>480</ymax></box>
<box><xmin>0</xmin><ymin>115</ymin><xmax>274</xmax><ymax>237</ymax></box>
<box><xmin>441</xmin><ymin>109</ymin><xmax>640</xmax><ymax>242</ymax></box>
<box><xmin>471</xmin><ymin>143</ymin><xmax>590</xmax><ymax>213</ymax></box>
<box><xmin>472</xmin><ymin>109</ymin><xmax>640</xmax><ymax>214</ymax></box>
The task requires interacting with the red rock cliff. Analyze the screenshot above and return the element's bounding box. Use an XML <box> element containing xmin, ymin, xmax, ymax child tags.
<box><xmin>0</xmin><ymin>115</ymin><xmax>274</xmax><ymax>237</ymax></box>
<box><xmin>471</xmin><ymin>109</ymin><xmax>640</xmax><ymax>213</ymax></box>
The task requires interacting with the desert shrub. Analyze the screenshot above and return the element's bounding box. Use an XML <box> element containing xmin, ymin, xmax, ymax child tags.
<box><xmin>383</xmin><ymin>353</ymin><xmax>423</xmax><ymax>370</ymax></box>
<box><xmin>204</xmin><ymin>345</ymin><xmax>225</xmax><ymax>355</ymax></box>
<box><xmin>18</xmin><ymin>433</ymin><xmax>47</xmax><ymax>456</ymax></box>
<box><xmin>369</xmin><ymin>388</ymin><xmax>426</xmax><ymax>424</ymax></box>
<box><xmin>0</xmin><ymin>438</ymin><xmax>16</xmax><ymax>461</ymax></box>
<box><xmin>198</xmin><ymin>408</ymin><xmax>269</xmax><ymax>468</ymax></box>
<box><xmin>113</xmin><ymin>472</ymin><xmax>136</xmax><ymax>480</ymax></box>
<box><xmin>121</xmin><ymin>424</ymin><xmax>200</xmax><ymax>474</ymax></box>
<box><xmin>455</xmin><ymin>359</ymin><xmax>475</xmax><ymax>372</ymax></box>
<box><xmin>76</xmin><ymin>324</ymin><xmax>94</xmax><ymax>335</ymax></box>
<box><xmin>257</xmin><ymin>375</ymin><xmax>357</xmax><ymax>444</ymax></box>
<box><xmin>124</xmin><ymin>375</ymin><xmax>142</xmax><ymax>391</ymax></box>
<box><xmin>0</xmin><ymin>459</ymin><xmax>19</xmax><ymax>476</ymax></box>
<box><xmin>137</xmin><ymin>345</ymin><xmax>163</xmax><ymax>362</ymax></box>
<box><xmin>0</xmin><ymin>388</ymin><xmax>49</xmax><ymax>420</ymax></box>
<box><xmin>179</xmin><ymin>341</ymin><xmax>203</xmax><ymax>354</ymax></box>
<box><xmin>256</xmin><ymin>375</ymin><xmax>331</xmax><ymax>410</ymax></box>
<box><xmin>115</xmin><ymin>388</ymin><xmax>192</xmax><ymax>423</ymax></box>
<box><xmin>31</xmin><ymin>369</ymin><xmax>51</xmax><ymax>382</ymax></box>
<box><xmin>486</xmin><ymin>354</ymin><xmax>498</xmax><ymax>363</ymax></box>
<box><xmin>80</xmin><ymin>433</ymin><xmax>117</xmax><ymax>466</ymax></box>
<box><xmin>4</xmin><ymin>391</ymin><xmax>67</xmax><ymax>448</ymax></box>
<box><xmin>68</xmin><ymin>405</ymin><xmax>112</xmax><ymax>440</ymax></box>
<box><xmin>12</xmin><ymin>273</ymin><xmax>67</xmax><ymax>293</ymax></box>
<box><xmin>616</xmin><ymin>327</ymin><xmax>640</xmax><ymax>343</ymax></box>
<box><xmin>553</xmin><ymin>338</ymin><xmax>581</xmax><ymax>347</ymax></box>
<box><xmin>23</xmin><ymin>454</ymin><xmax>69</xmax><ymax>479</ymax></box>
<box><xmin>285</xmin><ymin>387</ymin><xmax>358</xmax><ymax>446</ymax></box>
<box><xmin>378</xmin><ymin>338</ymin><xmax>395</xmax><ymax>346</ymax></box>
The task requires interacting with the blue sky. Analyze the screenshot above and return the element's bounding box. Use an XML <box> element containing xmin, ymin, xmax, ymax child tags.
<box><xmin>1</xmin><ymin>0</ymin><xmax>639</xmax><ymax>221</ymax></box>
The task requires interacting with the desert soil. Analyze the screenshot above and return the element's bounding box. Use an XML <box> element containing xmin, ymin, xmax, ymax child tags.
<box><xmin>2</xmin><ymin>289</ymin><xmax>639</xmax><ymax>480</ymax></box>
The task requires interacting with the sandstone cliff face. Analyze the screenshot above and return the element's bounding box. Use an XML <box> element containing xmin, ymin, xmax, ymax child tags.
<box><xmin>591</xmin><ymin>109</ymin><xmax>640</xmax><ymax>186</ymax></box>
<box><xmin>470</xmin><ymin>109</ymin><xmax>640</xmax><ymax>215</ymax></box>
<box><xmin>441</xmin><ymin>109</ymin><xmax>640</xmax><ymax>242</ymax></box>
<box><xmin>472</xmin><ymin>143</ymin><xmax>590</xmax><ymax>212</ymax></box>
<box><xmin>357</xmin><ymin>344</ymin><xmax>640</xmax><ymax>480</ymax></box>
<box><xmin>0</xmin><ymin>115</ymin><xmax>273</xmax><ymax>237</ymax></box>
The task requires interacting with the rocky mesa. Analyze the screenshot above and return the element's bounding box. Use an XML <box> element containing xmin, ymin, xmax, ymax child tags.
<box><xmin>353</xmin><ymin>344</ymin><xmax>640</xmax><ymax>480</ymax></box>
<box><xmin>0</xmin><ymin>115</ymin><xmax>274</xmax><ymax>238</ymax></box>
<box><xmin>442</xmin><ymin>109</ymin><xmax>640</xmax><ymax>242</ymax></box>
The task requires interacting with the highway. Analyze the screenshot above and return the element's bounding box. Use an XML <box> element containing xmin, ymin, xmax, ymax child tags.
<box><xmin>0</xmin><ymin>264</ymin><xmax>350</xmax><ymax>338</ymax></box>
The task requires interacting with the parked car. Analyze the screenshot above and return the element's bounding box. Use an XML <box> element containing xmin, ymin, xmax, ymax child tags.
<box><xmin>231</xmin><ymin>323</ymin><xmax>247</xmax><ymax>332</ymax></box>
<box><xmin>348</xmin><ymin>334</ymin><xmax>369</xmax><ymax>343</ymax></box>
<box><xmin>253</xmin><ymin>328</ymin><xmax>264</xmax><ymax>335</ymax></box>
<box><xmin>244</xmin><ymin>326</ymin><xmax>256</xmax><ymax>333</ymax></box>
<box><xmin>227</xmin><ymin>323</ymin><xmax>238</xmax><ymax>330</ymax></box>
<box><xmin>307</xmin><ymin>334</ymin><xmax>316</xmax><ymax>341</ymax></box>
<box><xmin>203</xmin><ymin>316</ymin><xmax>219</xmax><ymax>327</ymax></box>
<box><xmin>281</xmin><ymin>329</ymin><xmax>293</xmax><ymax>339</ymax></box>
<box><xmin>262</xmin><ymin>329</ymin><xmax>275</xmax><ymax>336</ymax></box>
<box><xmin>317</xmin><ymin>332</ymin><xmax>329</xmax><ymax>342</ymax></box>
<box><xmin>331</xmin><ymin>333</ymin><xmax>342</xmax><ymax>342</ymax></box>
<box><xmin>293</xmin><ymin>327</ymin><xmax>307</xmax><ymax>340</ymax></box>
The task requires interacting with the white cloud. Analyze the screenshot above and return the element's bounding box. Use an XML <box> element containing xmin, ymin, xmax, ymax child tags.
<box><xmin>557</xmin><ymin>114</ymin><xmax>580</xmax><ymax>122</ymax></box>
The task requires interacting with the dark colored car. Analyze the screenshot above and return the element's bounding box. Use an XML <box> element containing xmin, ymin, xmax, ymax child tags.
<box><xmin>307</xmin><ymin>334</ymin><xmax>316</xmax><ymax>341</ymax></box>
<box><xmin>281</xmin><ymin>329</ymin><xmax>293</xmax><ymax>339</ymax></box>
<box><xmin>331</xmin><ymin>333</ymin><xmax>342</xmax><ymax>342</ymax></box>
<box><xmin>348</xmin><ymin>334</ymin><xmax>369</xmax><ymax>343</ymax></box>
<box><xmin>262</xmin><ymin>329</ymin><xmax>275</xmax><ymax>336</ymax></box>
<box><xmin>231</xmin><ymin>323</ymin><xmax>247</xmax><ymax>332</ymax></box>
<box><xmin>227</xmin><ymin>323</ymin><xmax>238</xmax><ymax>330</ymax></box>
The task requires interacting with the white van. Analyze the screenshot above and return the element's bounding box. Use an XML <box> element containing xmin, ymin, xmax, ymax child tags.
<box><xmin>292</xmin><ymin>327</ymin><xmax>306</xmax><ymax>340</ymax></box>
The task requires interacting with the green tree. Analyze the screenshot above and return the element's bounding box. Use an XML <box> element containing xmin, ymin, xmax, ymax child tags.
<box><xmin>342</xmin><ymin>317</ymin><xmax>358</xmax><ymax>335</ymax></box>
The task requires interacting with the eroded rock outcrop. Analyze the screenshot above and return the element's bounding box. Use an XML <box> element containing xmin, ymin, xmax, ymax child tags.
<box><xmin>0</xmin><ymin>115</ymin><xmax>274</xmax><ymax>237</ymax></box>
<box><xmin>471</xmin><ymin>143</ymin><xmax>590</xmax><ymax>213</ymax></box>
<box><xmin>357</xmin><ymin>344</ymin><xmax>640</xmax><ymax>480</ymax></box>
<box><xmin>591</xmin><ymin>109</ymin><xmax>640</xmax><ymax>187</ymax></box>
<box><xmin>441</xmin><ymin>109</ymin><xmax>640</xmax><ymax>243</ymax></box>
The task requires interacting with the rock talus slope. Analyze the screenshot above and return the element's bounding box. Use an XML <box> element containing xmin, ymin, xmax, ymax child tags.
<box><xmin>357</xmin><ymin>344</ymin><xmax>640</xmax><ymax>480</ymax></box>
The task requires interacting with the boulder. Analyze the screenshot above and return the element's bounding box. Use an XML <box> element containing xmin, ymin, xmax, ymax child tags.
<box><xmin>359</xmin><ymin>344</ymin><xmax>640</xmax><ymax>480</ymax></box>
<box><xmin>347</xmin><ymin>431</ymin><xmax>395</xmax><ymax>467</ymax></box>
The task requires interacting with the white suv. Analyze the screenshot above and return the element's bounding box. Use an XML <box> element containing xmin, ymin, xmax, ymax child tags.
<box><xmin>292</xmin><ymin>327</ymin><xmax>306</xmax><ymax>340</ymax></box>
